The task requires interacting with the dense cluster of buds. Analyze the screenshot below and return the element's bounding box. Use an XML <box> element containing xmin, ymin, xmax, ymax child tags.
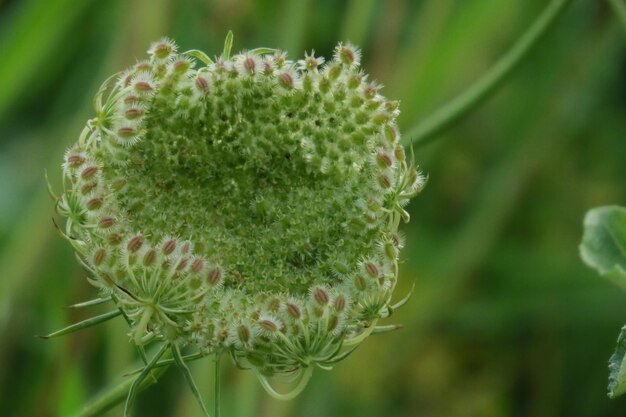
<box><xmin>54</xmin><ymin>35</ymin><xmax>424</xmax><ymax>406</ymax></box>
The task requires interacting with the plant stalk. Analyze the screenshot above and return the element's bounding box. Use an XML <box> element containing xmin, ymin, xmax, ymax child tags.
<box><xmin>214</xmin><ymin>353</ymin><xmax>222</xmax><ymax>417</ymax></box>
<box><xmin>402</xmin><ymin>0</ymin><xmax>573</xmax><ymax>149</ymax></box>
<box><xmin>72</xmin><ymin>363</ymin><xmax>170</xmax><ymax>417</ymax></box>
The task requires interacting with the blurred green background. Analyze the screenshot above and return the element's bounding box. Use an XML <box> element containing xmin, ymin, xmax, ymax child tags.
<box><xmin>1</xmin><ymin>0</ymin><xmax>625</xmax><ymax>416</ymax></box>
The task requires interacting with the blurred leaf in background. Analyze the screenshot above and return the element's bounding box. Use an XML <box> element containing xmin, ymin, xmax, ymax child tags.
<box><xmin>0</xmin><ymin>0</ymin><xmax>625</xmax><ymax>416</ymax></box>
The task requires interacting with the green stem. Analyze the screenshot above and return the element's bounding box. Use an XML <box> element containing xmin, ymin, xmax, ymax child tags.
<box><xmin>608</xmin><ymin>0</ymin><xmax>626</xmax><ymax>29</ymax></box>
<box><xmin>72</xmin><ymin>363</ymin><xmax>171</xmax><ymax>417</ymax></box>
<box><xmin>214</xmin><ymin>353</ymin><xmax>222</xmax><ymax>417</ymax></box>
<box><xmin>402</xmin><ymin>0</ymin><xmax>572</xmax><ymax>149</ymax></box>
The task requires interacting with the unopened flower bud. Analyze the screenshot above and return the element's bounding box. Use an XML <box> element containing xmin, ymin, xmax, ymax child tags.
<box><xmin>127</xmin><ymin>235</ymin><xmax>144</xmax><ymax>252</ymax></box>
<box><xmin>312</xmin><ymin>286</ymin><xmax>329</xmax><ymax>305</ymax></box>
<box><xmin>207</xmin><ymin>267</ymin><xmax>223</xmax><ymax>286</ymax></box>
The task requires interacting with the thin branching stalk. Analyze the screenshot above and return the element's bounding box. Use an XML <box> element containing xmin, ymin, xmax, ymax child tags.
<box><xmin>402</xmin><ymin>0</ymin><xmax>572</xmax><ymax>149</ymax></box>
<box><xmin>72</xmin><ymin>361</ymin><xmax>170</xmax><ymax>417</ymax></box>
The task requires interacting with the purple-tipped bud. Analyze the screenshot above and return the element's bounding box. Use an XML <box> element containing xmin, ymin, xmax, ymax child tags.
<box><xmin>93</xmin><ymin>248</ymin><xmax>107</xmax><ymax>266</ymax></box>
<box><xmin>107</xmin><ymin>232</ymin><xmax>123</xmax><ymax>245</ymax></box>
<box><xmin>181</xmin><ymin>241</ymin><xmax>192</xmax><ymax>254</ymax></box>
<box><xmin>191</xmin><ymin>258</ymin><xmax>205</xmax><ymax>273</ymax></box>
<box><xmin>286</xmin><ymin>302</ymin><xmax>301</xmax><ymax>319</ymax></box>
<box><xmin>81</xmin><ymin>165</ymin><xmax>99</xmax><ymax>179</ymax></box>
<box><xmin>127</xmin><ymin>234</ymin><xmax>145</xmax><ymax>252</ymax></box>
<box><xmin>66</xmin><ymin>153</ymin><xmax>85</xmax><ymax>167</ymax></box>
<box><xmin>259</xmin><ymin>317</ymin><xmax>279</xmax><ymax>332</ymax></box>
<box><xmin>237</xmin><ymin>324</ymin><xmax>251</xmax><ymax>343</ymax></box>
<box><xmin>312</xmin><ymin>286</ymin><xmax>329</xmax><ymax>305</ymax></box>
<box><xmin>243</xmin><ymin>56</ymin><xmax>256</xmax><ymax>74</ymax></box>
<box><xmin>162</xmin><ymin>239</ymin><xmax>177</xmax><ymax>255</ymax></box>
<box><xmin>173</xmin><ymin>59</ymin><xmax>191</xmax><ymax>74</ymax></box>
<box><xmin>98</xmin><ymin>216</ymin><xmax>116</xmax><ymax>229</ymax></box>
<box><xmin>134</xmin><ymin>80</ymin><xmax>153</xmax><ymax>92</ymax></box>
<box><xmin>136</xmin><ymin>62</ymin><xmax>152</xmax><ymax>72</ymax></box>
<box><xmin>207</xmin><ymin>267</ymin><xmax>223</xmax><ymax>286</ymax></box>
<box><xmin>175</xmin><ymin>256</ymin><xmax>189</xmax><ymax>271</ymax></box>
<box><xmin>391</xmin><ymin>233</ymin><xmax>404</xmax><ymax>248</ymax></box>
<box><xmin>278</xmin><ymin>72</ymin><xmax>294</xmax><ymax>89</ymax></box>
<box><xmin>378</xmin><ymin>173</ymin><xmax>392</xmax><ymax>189</ymax></box>
<box><xmin>333</xmin><ymin>294</ymin><xmax>347</xmax><ymax>312</ymax></box>
<box><xmin>124</xmin><ymin>95</ymin><xmax>141</xmax><ymax>105</ymax></box>
<box><xmin>337</xmin><ymin>44</ymin><xmax>360</xmax><ymax>66</ymax></box>
<box><xmin>125</xmin><ymin>108</ymin><xmax>144</xmax><ymax>119</ymax></box>
<box><xmin>117</xmin><ymin>127</ymin><xmax>137</xmax><ymax>138</ymax></box>
<box><xmin>195</xmin><ymin>76</ymin><xmax>209</xmax><ymax>92</ymax></box>
<box><xmin>364</xmin><ymin>261</ymin><xmax>379</xmax><ymax>278</ymax></box>
<box><xmin>376</xmin><ymin>151</ymin><xmax>393</xmax><ymax>168</ymax></box>
<box><xmin>364</xmin><ymin>85</ymin><xmax>377</xmax><ymax>99</ymax></box>
<box><xmin>150</xmin><ymin>39</ymin><xmax>176</xmax><ymax>59</ymax></box>
<box><xmin>218</xmin><ymin>329</ymin><xmax>229</xmax><ymax>342</ymax></box>
<box><xmin>143</xmin><ymin>248</ymin><xmax>157</xmax><ymax>266</ymax></box>
<box><xmin>86</xmin><ymin>197</ymin><xmax>103</xmax><ymax>211</ymax></box>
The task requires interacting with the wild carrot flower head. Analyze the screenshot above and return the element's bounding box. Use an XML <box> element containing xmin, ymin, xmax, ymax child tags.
<box><xmin>55</xmin><ymin>35</ymin><xmax>424</xmax><ymax>400</ymax></box>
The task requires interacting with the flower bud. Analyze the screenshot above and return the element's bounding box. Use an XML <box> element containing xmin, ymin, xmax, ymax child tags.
<box><xmin>207</xmin><ymin>267</ymin><xmax>223</xmax><ymax>286</ymax></box>
<box><xmin>333</xmin><ymin>294</ymin><xmax>347</xmax><ymax>312</ymax></box>
<box><xmin>86</xmin><ymin>197</ymin><xmax>103</xmax><ymax>211</ymax></box>
<box><xmin>98</xmin><ymin>216</ymin><xmax>116</xmax><ymax>229</ymax></box>
<box><xmin>127</xmin><ymin>234</ymin><xmax>145</xmax><ymax>252</ymax></box>
<box><xmin>363</xmin><ymin>261</ymin><xmax>379</xmax><ymax>278</ymax></box>
<box><xmin>286</xmin><ymin>302</ymin><xmax>302</xmax><ymax>319</ymax></box>
<box><xmin>335</xmin><ymin>43</ymin><xmax>361</xmax><ymax>66</ymax></box>
<box><xmin>312</xmin><ymin>286</ymin><xmax>329</xmax><ymax>306</ymax></box>
<box><xmin>93</xmin><ymin>248</ymin><xmax>107</xmax><ymax>266</ymax></box>
<box><xmin>162</xmin><ymin>239</ymin><xmax>177</xmax><ymax>255</ymax></box>
<box><xmin>278</xmin><ymin>71</ymin><xmax>294</xmax><ymax>89</ymax></box>
<box><xmin>149</xmin><ymin>38</ymin><xmax>176</xmax><ymax>60</ymax></box>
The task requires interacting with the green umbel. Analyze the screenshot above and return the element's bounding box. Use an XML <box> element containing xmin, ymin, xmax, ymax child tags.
<box><xmin>57</xmin><ymin>37</ymin><xmax>423</xmax><ymax>389</ymax></box>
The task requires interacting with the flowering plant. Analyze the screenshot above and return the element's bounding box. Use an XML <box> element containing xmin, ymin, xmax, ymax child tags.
<box><xmin>48</xmin><ymin>33</ymin><xmax>423</xmax><ymax>416</ymax></box>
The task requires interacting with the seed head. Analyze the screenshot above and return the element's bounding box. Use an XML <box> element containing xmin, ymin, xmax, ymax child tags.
<box><xmin>54</xmin><ymin>35</ymin><xmax>424</xmax><ymax>401</ymax></box>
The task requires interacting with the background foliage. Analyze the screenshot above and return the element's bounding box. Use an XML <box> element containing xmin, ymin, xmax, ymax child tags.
<box><xmin>0</xmin><ymin>0</ymin><xmax>624</xmax><ymax>416</ymax></box>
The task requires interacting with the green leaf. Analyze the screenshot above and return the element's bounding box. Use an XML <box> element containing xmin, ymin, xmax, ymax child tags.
<box><xmin>580</xmin><ymin>205</ymin><xmax>626</xmax><ymax>289</ymax></box>
<box><xmin>609</xmin><ymin>325</ymin><xmax>626</xmax><ymax>398</ymax></box>
<box><xmin>581</xmin><ymin>206</ymin><xmax>626</xmax><ymax>397</ymax></box>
